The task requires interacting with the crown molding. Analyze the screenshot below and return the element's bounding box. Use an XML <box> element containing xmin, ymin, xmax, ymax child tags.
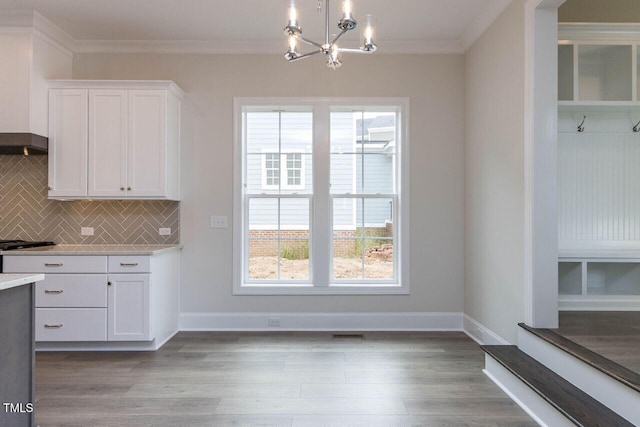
<box><xmin>72</xmin><ymin>38</ymin><xmax>465</xmax><ymax>55</ymax></box>
<box><xmin>0</xmin><ymin>10</ymin><xmax>467</xmax><ymax>55</ymax></box>
<box><xmin>559</xmin><ymin>23</ymin><xmax>640</xmax><ymax>42</ymax></box>
<box><xmin>0</xmin><ymin>10</ymin><xmax>75</xmax><ymax>56</ymax></box>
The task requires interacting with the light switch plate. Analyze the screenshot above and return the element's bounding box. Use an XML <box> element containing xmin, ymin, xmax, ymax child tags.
<box><xmin>159</xmin><ymin>228</ymin><xmax>171</xmax><ymax>235</ymax></box>
<box><xmin>210</xmin><ymin>215</ymin><xmax>228</xmax><ymax>228</ymax></box>
<box><xmin>81</xmin><ymin>227</ymin><xmax>94</xmax><ymax>236</ymax></box>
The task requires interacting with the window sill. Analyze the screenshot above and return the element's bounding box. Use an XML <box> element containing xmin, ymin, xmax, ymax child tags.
<box><xmin>233</xmin><ymin>284</ymin><xmax>410</xmax><ymax>296</ymax></box>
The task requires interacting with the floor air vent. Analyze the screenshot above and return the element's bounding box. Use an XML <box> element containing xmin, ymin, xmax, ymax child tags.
<box><xmin>332</xmin><ymin>334</ymin><xmax>365</xmax><ymax>339</ymax></box>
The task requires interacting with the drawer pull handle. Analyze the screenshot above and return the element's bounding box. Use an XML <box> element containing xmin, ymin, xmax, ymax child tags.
<box><xmin>44</xmin><ymin>324</ymin><xmax>63</xmax><ymax>329</ymax></box>
<box><xmin>44</xmin><ymin>290</ymin><xmax>64</xmax><ymax>294</ymax></box>
<box><xmin>120</xmin><ymin>263</ymin><xmax>139</xmax><ymax>267</ymax></box>
<box><xmin>44</xmin><ymin>263</ymin><xmax>63</xmax><ymax>267</ymax></box>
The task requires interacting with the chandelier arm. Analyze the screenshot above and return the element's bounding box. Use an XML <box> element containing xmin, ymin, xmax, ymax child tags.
<box><xmin>298</xmin><ymin>36</ymin><xmax>324</xmax><ymax>49</ymax></box>
<box><xmin>329</xmin><ymin>28</ymin><xmax>349</xmax><ymax>45</ymax></box>
<box><xmin>336</xmin><ymin>47</ymin><xmax>374</xmax><ymax>54</ymax></box>
<box><xmin>289</xmin><ymin>49</ymin><xmax>323</xmax><ymax>62</ymax></box>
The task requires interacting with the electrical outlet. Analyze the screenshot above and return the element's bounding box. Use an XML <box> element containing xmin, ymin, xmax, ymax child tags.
<box><xmin>210</xmin><ymin>215</ymin><xmax>228</xmax><ymax>228</ymax></box>
<box><xmin>268</xmin><ymin>317</ymin><xmax>281</xmax><ymax>327</ymax></box>
<box><xmin>81</xmin><ymin>227</ymin><xmax>94</xmax><ymax>236</ymax></box>
<box><xmin>159</xmin><ymin>228</ymin><xmax>171</xmax><ymax>236</ymax></box>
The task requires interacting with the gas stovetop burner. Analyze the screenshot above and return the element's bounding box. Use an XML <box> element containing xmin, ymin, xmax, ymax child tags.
<box><xmin>0</xmin><ymin>240</ymin><xmax>56</xmax><ymax>250</ymax></box>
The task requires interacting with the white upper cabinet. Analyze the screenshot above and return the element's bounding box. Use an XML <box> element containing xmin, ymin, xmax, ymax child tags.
<box><xmin>127</xmin><ymin>90</ymin><xmax>167</xmax><ymax>198</ymax></box>
<box><xmin>47</xmin><ymin>81</ymin><xmax>184</xmax><ymax>200</ymax></box>
<box><xmin>48</xmin><ymin>89</ymin><xmax>88</xmax><ymax>198</ymax></box>
<box><xmin>558</xmin><ymin>24</ymin><xmax>640</xmax><ymax>106</ymax></box>
<box><xmin>88</xmin><ymin>89</ymin><xmax>128</xmax><ymax>197</ymax></box>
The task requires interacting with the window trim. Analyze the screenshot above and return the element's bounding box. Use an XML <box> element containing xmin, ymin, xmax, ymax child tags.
<box><xmin>233</xmin><ymin>97</ymin><xmax>410</xmax><ymax>295</ymax></box>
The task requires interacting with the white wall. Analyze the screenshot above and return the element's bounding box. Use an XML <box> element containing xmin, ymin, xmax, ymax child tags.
<box><xmin>464</xmin><ymin>0</ymin><xmax>526</xmax><ymax>343</ymax></box>
<box><xmin>73</xmin><ymin>53</ymin><xmax>465</xmax><ymax>318</ymax></box>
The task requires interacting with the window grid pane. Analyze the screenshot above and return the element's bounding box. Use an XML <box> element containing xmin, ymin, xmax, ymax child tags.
<box><xmin>247</xmin><ymin>196</ymin><xmax>311</xmax><ymax>282</ymax></box>
<box><xmin>331</xmin><ymin>196</ymin><xmax>396</xmax><ymax>282</ymax></box>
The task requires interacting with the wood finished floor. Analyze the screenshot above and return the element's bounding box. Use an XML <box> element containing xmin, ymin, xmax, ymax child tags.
<box><xmin>34</xmin><ymin>332</ymin><xmax>537</xmax><ymax>426</ymax></box>
<box><xmin>556</xmin><ymin>311</ymin><xmax>640</xmax><ymax>374</ymax></box>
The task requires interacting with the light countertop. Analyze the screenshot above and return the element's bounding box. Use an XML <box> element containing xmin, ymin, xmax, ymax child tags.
<box><xmin>0</xmin><ymin>244</ymin><xmax>182</xmax><ymax>256</ymax></box>
<box><xmin>0</xmin><ymin>274</ymin><xmax>45</xmax><ymax>291</ymax></box>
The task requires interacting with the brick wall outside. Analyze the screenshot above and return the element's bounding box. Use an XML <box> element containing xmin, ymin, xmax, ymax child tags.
<box><xmin>249</xmin><ymin>224</ymin><xmax>392</xmax><ymax>258</ymax></box>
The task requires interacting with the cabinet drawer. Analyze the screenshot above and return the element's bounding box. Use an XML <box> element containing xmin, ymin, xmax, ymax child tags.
<box><xmin>4</xmin><ymin>255</ymin><xmax>107</xmax><ymax>273</ymax></box>
<box><xmin>35</xmin><ymin>308</ymin><xmax>107</xmax><ymax>341</ymax></box>
<box><xmin>36</xmin><ymin>275</ymin><xmax>107</xmax><ymax>308</ymax></box>
<box><xmin>108</xmin><ymin>256</ymin><xmax>150</xmax><ymax>273</ymax></box>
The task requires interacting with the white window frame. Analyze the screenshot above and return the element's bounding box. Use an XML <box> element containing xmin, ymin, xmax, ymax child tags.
<box><xmin>233</xmin><ymin>97</ymin><xmax>410</xmax><ymax>295</ymax></box>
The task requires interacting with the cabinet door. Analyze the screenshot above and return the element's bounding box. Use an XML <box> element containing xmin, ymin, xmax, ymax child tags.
<box><xmin>48</xmin><ymin>89</ymin><xmax>88</xmax><ymax>197</ymax></box>
<box><xmin>127</xmin><ymin>90</ymin><xmax>167</xmax><ymax>197</ymax></box>
<box><xmin>88</xmin><ymin>89</ymin><xmax>128</xmax><ymax>197</ymax></box>
<box><xmin>107</xmin><ymin>274</ymin><xmax>150</xmax><ymax>341</ymax></box>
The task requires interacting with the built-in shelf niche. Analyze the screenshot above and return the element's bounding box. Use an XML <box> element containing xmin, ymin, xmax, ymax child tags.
<box><xmin>559</xmin><ymin>259</ymin><xmax>640</xmax><ymax>296</ymax></box>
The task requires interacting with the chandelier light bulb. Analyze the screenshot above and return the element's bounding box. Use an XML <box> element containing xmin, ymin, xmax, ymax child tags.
<box><xmin>360</xmin><ymin>14</ymin><xmax>377</xmax><ymax>52</ymax></box>
<box><xmin>285</xmin><ymin>35</ymin><xmax>299</xmax><ymax>61</ymax></box>
<box><xmin>288</xmin><ymin>6</ymin><xmax>297</xmax><ymax>23</ymax></box>
<box><xmin>284</xmin><ymin>0</ymin><xmax>301</xmax><ymax>35</ymax></box>
<box><xmin>342</xmin><ymin>0</ymin><xmax>353</xmax><ymax>18</ymax></box>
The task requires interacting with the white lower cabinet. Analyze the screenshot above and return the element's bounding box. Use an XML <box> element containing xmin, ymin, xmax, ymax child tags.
<box><xmin>36</xmin><ymin>308</ymin><xmax>107</xmax><ymax>342</ymax></box>
<box><xmin>3</xmin><ymin>252</ymin><xmax>179</xmax><ymax>348</ymax></box>
<box><xmin>108</xmin><ymin>274</ymin><xmax>150</xmax><ymax>341</ymax></box>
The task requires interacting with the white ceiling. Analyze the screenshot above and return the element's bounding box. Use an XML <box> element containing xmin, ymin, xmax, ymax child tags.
<box><xmin>0</xmin><ymin>0</ymin><xmax>512</xmax><ymax>53</ymax></box>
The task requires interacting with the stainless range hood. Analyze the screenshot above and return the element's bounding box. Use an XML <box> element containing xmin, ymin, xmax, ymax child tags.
<box><xmin>0</xmin><ymin>134</ymin><xmax>48</xmax><ymax>155</ymax></box>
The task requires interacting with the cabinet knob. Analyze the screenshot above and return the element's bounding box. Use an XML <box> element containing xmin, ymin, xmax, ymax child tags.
<box><xmin>120</xmin><ymin>186</ymin><xmax>125</xmax><ymax>191</ymax></box>
<box><xmin>48</xmin><ymin>186</ymin><xmax>52</xmax><ymax>190</ymax></box>
<box><xmin>107</xmin><ymin>281</ymin><xmax>112</xmax><ymax>286</ymax></box>
<box><xmin>127</xmin><ymin>186</ymin><xmax>132</xmax><ymax>191</ymax></box>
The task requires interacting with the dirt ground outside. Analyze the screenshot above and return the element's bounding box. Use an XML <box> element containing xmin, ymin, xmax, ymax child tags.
<box><xmin>249</xmin><ymin>256</ymin><xmax>394</xmax><ymax>280</ymax></box>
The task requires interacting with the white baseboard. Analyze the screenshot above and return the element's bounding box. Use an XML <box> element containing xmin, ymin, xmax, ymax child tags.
<box><xmin>179</xmin><ymin>312</ymin><xmax>463</xmax><ymax>331</ymax></box>
<box><xmin>559</xmin><ymin>296</ymin><xmax>640</xmax><ymax>311</ymax></box>
<box><xmin>462</xmin><ymin>314</ymin><xmax>510</xmax><ymax>345</ymax></box>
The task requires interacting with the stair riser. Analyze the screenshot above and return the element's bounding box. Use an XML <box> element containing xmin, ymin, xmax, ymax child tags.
<box><xmin>518</xmin><ymin>327</ymin><xmax>640</xmax><ymax>425</ymax></box>
<box><xmin>484</xmin><ymin>355</ymin><xmax>576</xmax><ymax>427</ymax></box>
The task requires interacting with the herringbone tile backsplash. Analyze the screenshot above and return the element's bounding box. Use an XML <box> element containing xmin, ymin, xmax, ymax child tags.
<box><xmin>0</xmin><ymin>156</ymin><xmax>179</xmax><ymax>244</ymax></box>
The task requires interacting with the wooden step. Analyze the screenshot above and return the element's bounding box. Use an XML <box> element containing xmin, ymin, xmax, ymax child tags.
<box><xmin>482</xmin><ymin>345</ymin><xmax>633</xmax><ymax>427</ymax></box>
<box><xmin>519</xmin><ymin>323</ymin><xmax>640</xmax><ymax>393</ymax></box>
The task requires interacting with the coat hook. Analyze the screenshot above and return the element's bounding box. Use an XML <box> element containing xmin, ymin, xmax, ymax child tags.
<box><xmin>634</xmin><ymin>119</ymin><xmax>640</xmax><ymax>133</ymax></box>
<box><xmin>577</xmin><ymin>115</ymin><xmax>586</xmax><ymax>133</ymax></box>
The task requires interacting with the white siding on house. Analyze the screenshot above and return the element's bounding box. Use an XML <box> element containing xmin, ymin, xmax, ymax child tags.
<box><xmin>331</xmin><ymin>112</ymin><xmax>358</xmax><ymax>228</ymax></box>
<box><xmin>356</xmin><ymin>152</ymin><xmax>395</xmax><ymax>225</ymax></box>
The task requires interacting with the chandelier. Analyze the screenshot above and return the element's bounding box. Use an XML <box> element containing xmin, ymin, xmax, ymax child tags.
<box><xmin>284</xmin><ymin>0</ymin><xmax>378</xmax><ymax>69</ymax></box>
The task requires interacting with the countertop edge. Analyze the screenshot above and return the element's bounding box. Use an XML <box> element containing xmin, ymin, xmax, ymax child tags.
<box><xmin>0</xmin><ymin>245</ymin><xmax>183</xmax><ymax>256</ymax></box>
<box><xmin>0</xmin><ymin>274</ymin><xmax>45</xmax><ymax>291</ymax></box>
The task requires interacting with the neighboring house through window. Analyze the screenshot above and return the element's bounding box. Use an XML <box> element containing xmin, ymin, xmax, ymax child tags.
<box><xmin>234</xmin><ymin>98</ymin><xmax>409</xmax><ymax>295</ymax></box>
<box><xmin>262</xmin><ymin>151</ymin><xmax>305</xmax><ymax>190</ymax></box>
